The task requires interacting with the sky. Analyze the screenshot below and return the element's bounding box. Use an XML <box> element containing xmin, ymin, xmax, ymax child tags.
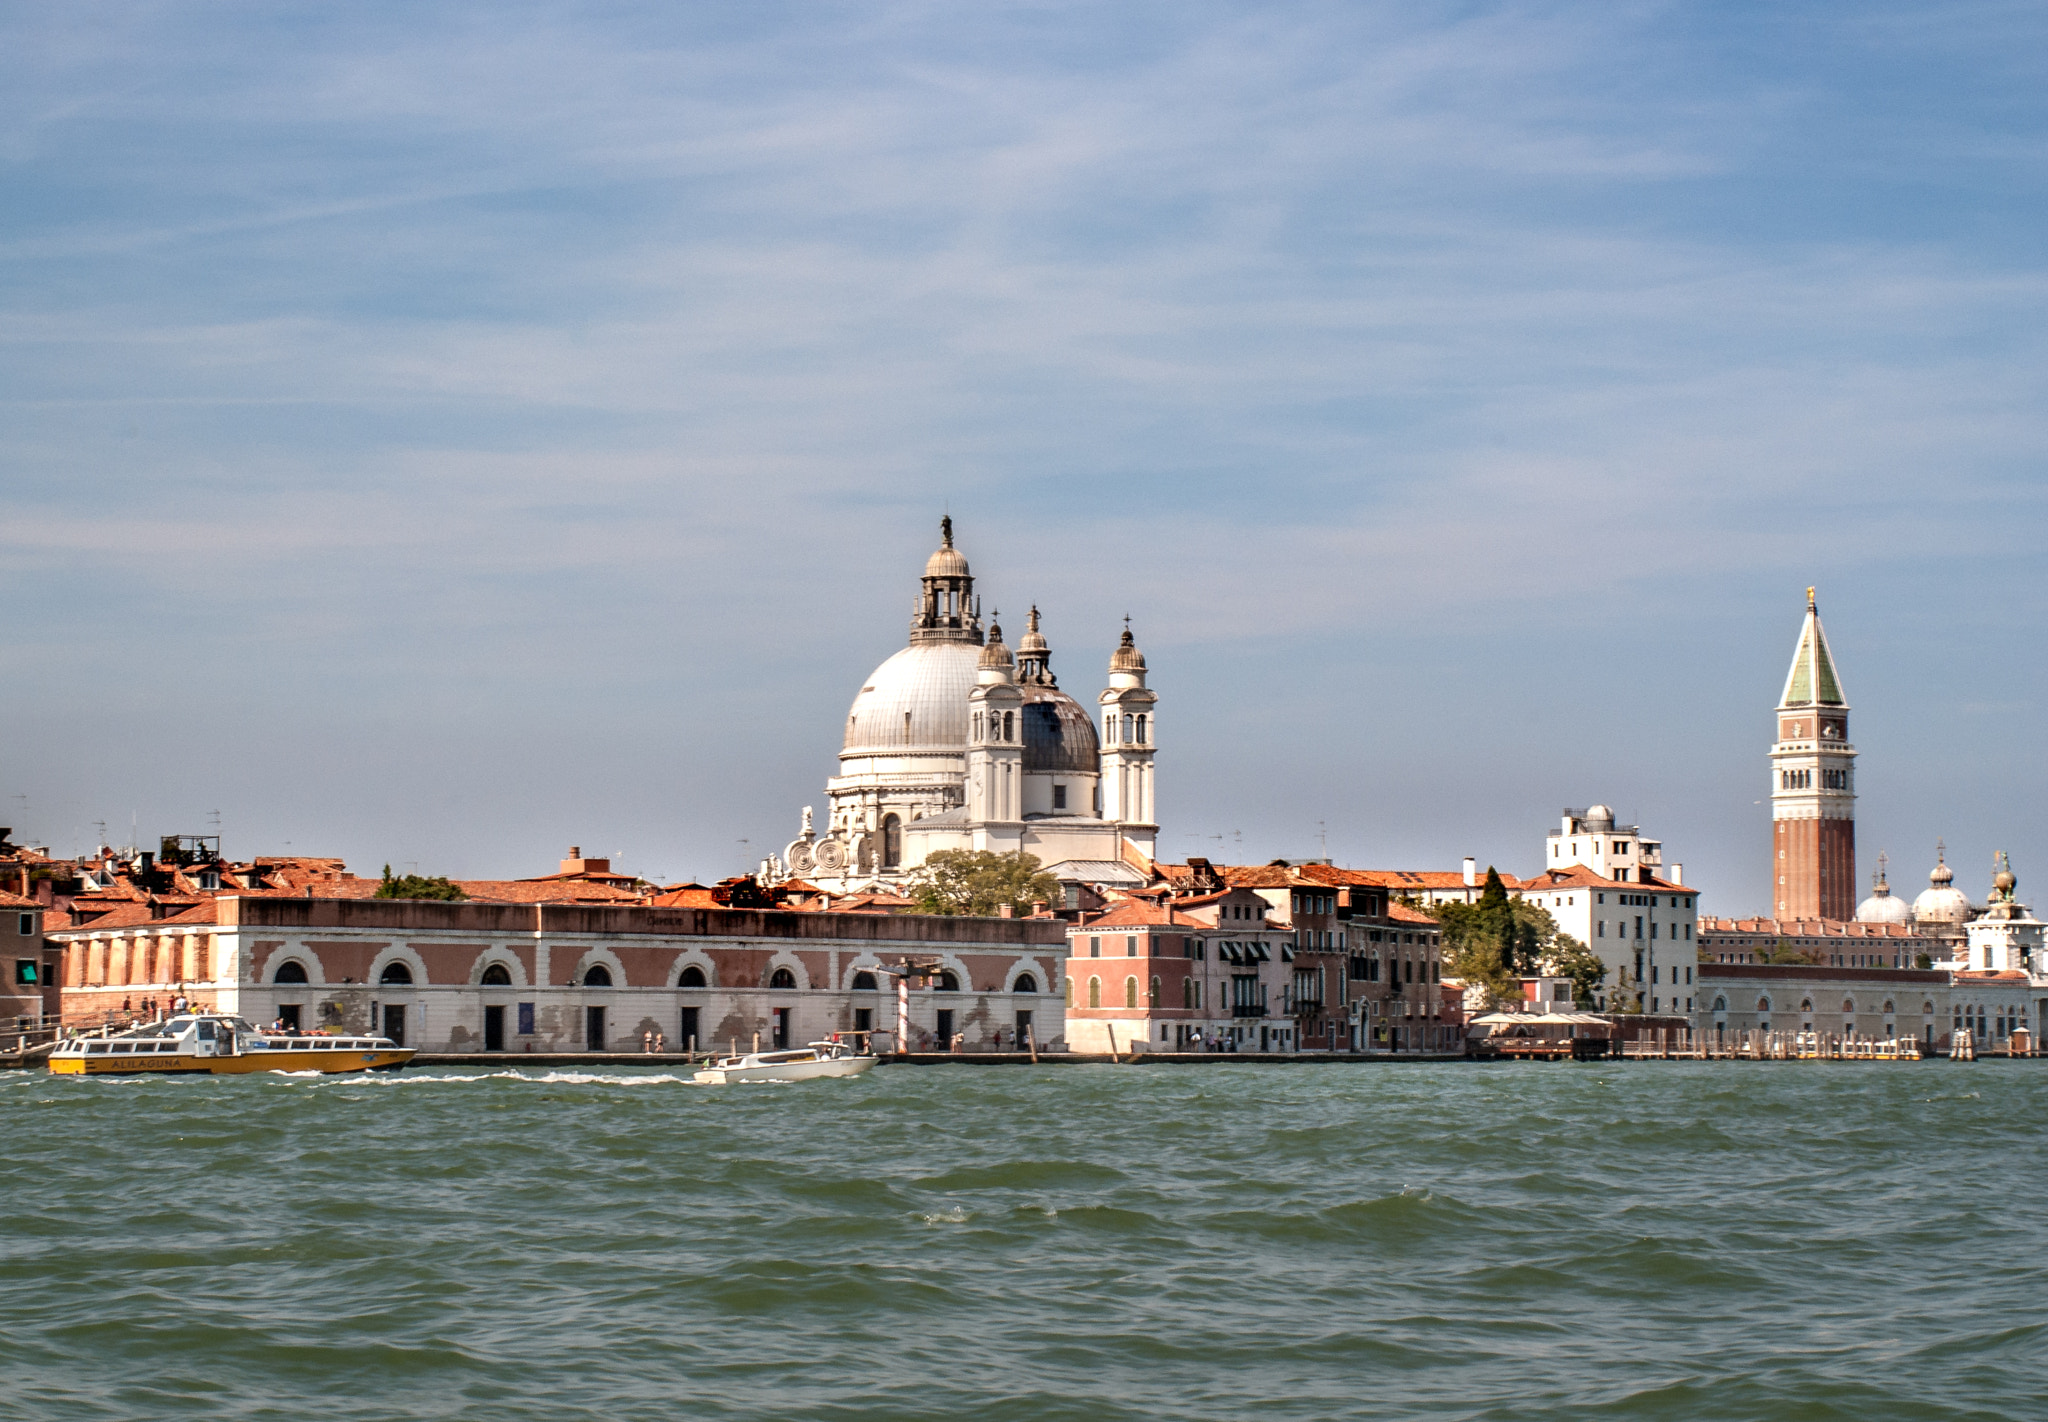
<box><xmin>2</xmin><ymin>1</ymin><xmax>2044</xmax><ymax>912</ymax></box>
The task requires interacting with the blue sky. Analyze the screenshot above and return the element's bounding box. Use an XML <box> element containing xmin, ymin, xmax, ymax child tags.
<box><xmin>2</xmin><ymin>1</ymin><xmax>2043</xmax><ymax>911</ymax></box>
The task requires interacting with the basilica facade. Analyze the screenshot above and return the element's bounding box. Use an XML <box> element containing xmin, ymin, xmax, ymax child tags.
<box><xmin>780</xmin><ymin>520</ymin><xmax>1159</xmax><ymax>896</ymax></box>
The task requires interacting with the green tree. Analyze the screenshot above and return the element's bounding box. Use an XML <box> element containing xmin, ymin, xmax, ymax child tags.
<box><xmin>1432</xmin><ymin>869</ymin><xmax>1567</xmax><ymax>1007</ymax></box>
<box><xmin>1545</xmin><ymin>932</ymin><xmax>1606</xmax><ymax>1008</ymax></box>
<box><xmin>907</xmin><ymin>850</ymin><xmax>1061</xmax><ymax>917</ymax></box>
<box><xmin>375</xmin><ymin>864</ymin><xmax>467</xmax><ymax>901</ymax></box>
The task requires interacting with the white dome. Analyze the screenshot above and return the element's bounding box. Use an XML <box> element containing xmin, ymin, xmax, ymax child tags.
<box><xmin>842</xmin><ymin>642</ymin><xmax>983</xmax><ymax>756</ymax></box>
<box><xmin>1912</xmin><ymin>885</ymin><xmax>1973</xmax><ymax>925</ymax></box>
<box><xmin>1855</xmin><ymin>890</ymin><xmax>1912</xmax><ymax>926</ymax></box>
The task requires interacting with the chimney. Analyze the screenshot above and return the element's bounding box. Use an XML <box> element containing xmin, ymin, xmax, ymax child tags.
<box><xmin>1462</xmin><ymin>857</ymin><xmax>1477</xmax><ymax>887</ymax></box>
<box><xmin>1670</xmin><ymin>863</ymin><xmax>1683</xmax><ymax>886</ymax></box>
<box><xmin>999</xmin><ymin>903</ymin><xmax>1014</xmax><ymax>918</ymax></box>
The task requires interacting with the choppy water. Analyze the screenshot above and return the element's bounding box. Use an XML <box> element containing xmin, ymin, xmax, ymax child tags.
<box><xmin>3</xmin><ymin>1061</ymin><xmax>2044</xmax><ymax>1422</ymax></box>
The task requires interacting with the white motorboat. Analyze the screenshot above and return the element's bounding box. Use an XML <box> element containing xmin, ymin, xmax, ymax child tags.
<box><xmin>693</xmin><ymin>1039</ymin><xmax>877</xmax><ymax>1084</ymax></box>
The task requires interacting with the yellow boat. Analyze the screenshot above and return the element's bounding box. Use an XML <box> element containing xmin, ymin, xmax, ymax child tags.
<box><xmin>48</xmin><ymin>1013</ymin><xmax>414</xmax><ymax>1076</ymax></box>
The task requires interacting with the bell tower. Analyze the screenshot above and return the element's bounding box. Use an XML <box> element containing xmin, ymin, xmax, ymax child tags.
<box><xmin>965</xmin><ymin>616</ymin><xmax>1023</xmax><ymax>850</ymax></box>
<box><xmin>1771</xmin><ymin>588</ymin><xmax>1856</xmax><ymax>920</ymax></box>
<box><xmin>1099</xmin><ymin>618</ymin><xmax>1158</xmax><ymax>856</ymax></box>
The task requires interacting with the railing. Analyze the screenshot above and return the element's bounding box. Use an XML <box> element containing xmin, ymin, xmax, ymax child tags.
<box><xmin>1618</xmin><ymin>1028</ymin><xmax>1931</xmax><ymax>1060</ymax></box>
<box><xmin>2</xmin><ymin>1019</ymin><xmax>66</xmax><ymax>1054</ymax></box>
<box><xmin>1231</xmin><ymin>1004</ymin><xmax>1267</xmax><ymax>1019</ymax></box>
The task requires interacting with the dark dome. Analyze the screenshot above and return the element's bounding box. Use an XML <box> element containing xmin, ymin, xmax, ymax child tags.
<box><xmin>1020</xmin><ymin>685</ymin><xmax>1099</xmax><ymax>773</ymax></box>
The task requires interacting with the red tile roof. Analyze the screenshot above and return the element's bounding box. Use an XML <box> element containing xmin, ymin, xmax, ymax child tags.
<box><xmin>1070</xmin><ymin>901</ymin><xmax>1205</xmax><ymax>930</ymax></box>
<box><xmin>1520</xmin><ymin>867</ymin><xmax>1690</xmax><ymax>893</ymax></box>
<box><xmin>1701</xmin><ymin>917</ymin><xmax>1919</xmax><ymax>939</ymax></box>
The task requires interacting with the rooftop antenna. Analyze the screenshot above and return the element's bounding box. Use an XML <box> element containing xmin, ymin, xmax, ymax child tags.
<box><xmin>1318</xmin><ymin>820</ymin><xmax>1327</xmax><ymax>856</ymax></box>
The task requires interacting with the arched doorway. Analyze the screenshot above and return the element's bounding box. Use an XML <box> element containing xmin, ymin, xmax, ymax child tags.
<box><xmin>881</xmin><ymin>814</ymin><xmax>903</xmax><ymax>870</ymax></box>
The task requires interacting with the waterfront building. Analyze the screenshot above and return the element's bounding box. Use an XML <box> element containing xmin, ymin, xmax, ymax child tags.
<box><xmin>1698</xmin><ymin>916</ymin><xmax>1923</xmax><ymax>968</ymax></box>
<box><xmin>1518</xmin><ymin>865</ymin><xmax>1698</xmax><ymax>1014</ymax></box>
<box><xmin>1771</xmin><ymin>589</ymin><xmax>1858</xmax><ymax>921</ymax></box>
<box><xmin>1146</xmin><ymin>861</ymin><xmax>1452</xmax><ymax>1051</ymax></box>
<box><xmin>778</xmin><ymin>519</ymin><xmax>1160</xmax><ymax>899</ymax></box>
<box><xmin>1060</xmin><ymin>891</ymin><xmax>1299</xmax><ymax>1054</ymax></box>
<box><xmin>47</xmin><ymin>893</ymin><xmax>1066</xmax><ymax>1053</ymax></box>
<box><xmin>1</xmin><ymin>890</ymin><xmax>56</xmax><ymax>1029</ymax></box>
<box><xmin>1697</xmin><ymin>963</ymin><xmax>1951</xmax><ymax>1046</ymax></box>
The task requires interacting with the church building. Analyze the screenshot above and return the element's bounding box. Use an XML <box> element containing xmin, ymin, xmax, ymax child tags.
<box><xmin>781</xmin><ymin>520</ymin><xmax>1160</xmax><ymax>896</ymax></box>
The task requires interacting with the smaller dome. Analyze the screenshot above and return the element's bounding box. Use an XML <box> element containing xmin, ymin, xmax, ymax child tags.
<box><xmin>1017</xmin><ymin>604</ymin><xmax>1048</xmax><ymax>657</ymax></box>
<box><xmin>1110</xmin><ymin>621</ymin><xmax>1146</xmax><ymax>673</ymax></box>
<box><xmin>923</xmin><ymin>515</ymin><xmax>969</xmax><ymax>578</ymax></box>
<box><xmin>979</xmin><ymin>620</ymin><xmax>1013</xmax><ymax>670</ymax></box>
<box><xmin>1913</xmin><ymin>885</ymin><xmax>1973</xmax><ymax>925</ymax></box>
<box><xmin>1930</xmin><ymin>858</ymin><xmax>1954</xmax><ymax>886</ymax></box>
<box><xmin>1584</xmin><ymin>804</ymin><xmax>1614</xmax><ymax>827</ymax></box>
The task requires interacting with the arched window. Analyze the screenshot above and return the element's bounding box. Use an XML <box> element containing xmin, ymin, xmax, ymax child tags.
<box><xmin>1135</xmin><ymin>714</ymin><xmax>1147</xmax><ymax>742</ymax></box>
<box><xmin>882</xmin><ymin>814</ymin><xmax>902</xmax><ymax>870</ymax></box>
<box><xmin>379</xmin><ymin>962</ymin><xmax>414</xmax><ymax>986</ymax></box>
<box><xmin>1065</xmin><ymin>977</ymin><xmax>1074</xmax><ymax>1007</ymax></box>
<box><xmin>852</xmin><ymin>970</ymin><xmax>878</xmax><ymax>991</ymax></box>
<box><xmin>1757</xmin><ymin>996</ymin><xmax>1771</xmax><ymax>1013</ymax></box>
<box><xmin>769</xmin><ymin>967</ymin><xmax>797</xmax><ymax>990</ymax></box>
<box><xmin>1800</xmin><ymin>998</ymin><xmax>1814</xmax><ymax>1012</ymax></box>
<box><xmin>1842</xmin><ymin>999</ymin><xmax>1855</xmax><ymax>1015</ymax></box>
<box><xmin>935</xmin><ymin>970</ymin><xmax>960</xmax><ymax>992</ymax></box>
<box><xmin>1122</xmin><ymin>714</ymin><xmax>1134</xmax><ymax>741</ymax></box>
<box><xmin>1124</xmin><ymin>976</ymin><xmax>1138</xmax><ymax>1009</ymax></box>
<box><xmin>679</xmin><ymin>965</ymin><xmax>707</xmax><ymax>988</ymax></box>
<box><xmin>1148</xmin><ymin>974</ymin><xmax>1161</xmax><ymax>1007</ymax></box>
<box><xmin>1087</xmin><ymin>976</ymin><xmax>1101</xmax><ymax>1008</ymax></box>
<box><xmin>1923</xmin><ymin>1001</ymin><xmax>1935</xmax><ymax>1015</ymax></box>
<box><xmin>1104</xmin><ymin>712</ymin><xmax>1116</xmax><ymax>742</ymax></box>
<box><xmin>1712</xmin><ymin>996</ymin><xmax>1727</xmax><ymax>1012</ymax></box>
<box><xmin>1002</xmin><ymin>711</ymin><xmax>1014</xmax><ymax>740</ymax></box>
<box><xmin>273</xmin><ymin>960</ymin><xmax>309</xmax><ymax>984</ymax></box>
<box><xmin>583</xmin><ymin>965</ymin><xmax>612</xmax><ymax>987</ymax></box>
<box><xmin>480</xmin><ymin>963</ymin><xmax>512</xmax><ymax>986</ymax></box>
<box><xmin>1012</xmin><ymin>973</ymin><xmax>1038</xmax><ymax>994</ymax></box>
<box><xmin>973</xmin><ymin>713</ymin><xmax>983</xmax><ymax>741</ymax></box>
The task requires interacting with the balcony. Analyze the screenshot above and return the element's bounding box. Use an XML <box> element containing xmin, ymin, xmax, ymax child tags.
<box><xmin>1231</xmin><ymin>1003</ymin><xmax>1268</xmax><ymax>1019</ymax></box>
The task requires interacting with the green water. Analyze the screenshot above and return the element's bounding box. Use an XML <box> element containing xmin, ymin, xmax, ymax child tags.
<box><xmin>2</xmin><ymin>1062</ymin><xmax>2042</xmax><ymax>1421</ymax></box>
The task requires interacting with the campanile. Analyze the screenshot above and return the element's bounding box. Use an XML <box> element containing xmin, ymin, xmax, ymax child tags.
<box><xmin>1770</xmin><ymin>589</ymin><xmax>1856</xmax><ymax>920</ymax></box>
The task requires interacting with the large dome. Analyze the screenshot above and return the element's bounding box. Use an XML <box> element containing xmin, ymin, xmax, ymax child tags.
<box><xmin>842</xmin><ymin>642</ymin><xmax>983</xmax><ymax>755</ymax></box>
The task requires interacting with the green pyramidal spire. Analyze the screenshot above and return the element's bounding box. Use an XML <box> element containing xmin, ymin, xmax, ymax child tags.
<box><xmin>1779</xmin><ymin>586</ymin><xmax>1846</xmax><ymax>707</ymax></box>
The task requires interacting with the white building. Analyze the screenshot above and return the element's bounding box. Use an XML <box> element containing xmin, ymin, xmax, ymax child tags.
<box><xmin>782</xmin><ymin>520</ymin><xmax>1160</xmax><ymax>895</ymax></box>
<box><xmin>1523</xmin><ymin>802</ymin><xmax>1698</xmax><ymax>1012</ymax></box>
<box><xmin>1517</xmin><ymin>866</ymin><xmax>1700</xmax><ymax>1014</ymax></box>
<box><xmin>1543</xmin><ymin>805</ymin><xmax>1672</xmax><ymax>884</ymax></box>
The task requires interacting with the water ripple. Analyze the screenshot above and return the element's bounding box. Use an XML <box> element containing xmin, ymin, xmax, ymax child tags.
<box><xmin>2</xmin><ymin>1061</ymin><xmax>2044</xmax><ymax>1420</ymax></box>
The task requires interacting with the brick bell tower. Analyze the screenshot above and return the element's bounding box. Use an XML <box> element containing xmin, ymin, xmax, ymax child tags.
<box><xmin>1771</xmin><ymin>588</ymin><xmax>1856</xmax><ymax>920</ymax></box>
